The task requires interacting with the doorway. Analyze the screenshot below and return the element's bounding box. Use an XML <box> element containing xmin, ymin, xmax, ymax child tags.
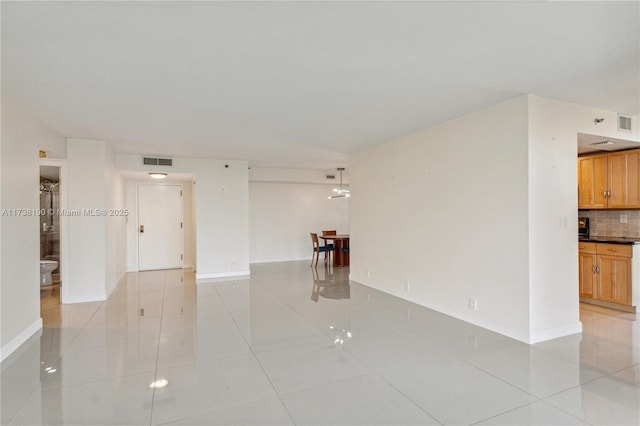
<box><xmin>137</xmin><ymin>184</ymin><xmax>184</xmax><ymax>271</ymax></box>
<box><xmin>39</xmin><ymin>160</ymin><xmax>68</xmax><ymax>315</ymax></box>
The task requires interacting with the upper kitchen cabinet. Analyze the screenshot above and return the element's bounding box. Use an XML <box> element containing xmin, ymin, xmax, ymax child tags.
<box><xmin>578</xmin><ymin>154</ymin><xmax>607</xmax><ymax>208</ymax></box>
<box><xmin>578</xmin><ymin>149</ymin><xmax>640</xmax><ymax>209</ymax></box>
<box><xmin>608</xmin><ymin>150</ymin><xmax>640</xmax><ymax>208</ymax></box>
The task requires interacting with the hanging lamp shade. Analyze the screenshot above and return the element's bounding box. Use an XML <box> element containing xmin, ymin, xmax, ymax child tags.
<box><xmin>329</xmin><ymin>168</ymin><xmax>350</xmax><ymax>199</ymax></box>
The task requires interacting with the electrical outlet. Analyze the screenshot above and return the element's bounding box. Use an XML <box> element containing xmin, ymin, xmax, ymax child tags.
<box><xmin>620</xmin><ymin>214</ymin><xmax>628</xmax><ymax>224</ymax></box>
<box><xmin>468</xmin><ymin>298</ymin><xmax>477</xmax><ymax>311</ymax></box>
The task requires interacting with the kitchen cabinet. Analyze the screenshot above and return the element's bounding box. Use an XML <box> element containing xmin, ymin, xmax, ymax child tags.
<box><xmin>596</xmin><ymin>243</ymin><xmax>632</xmax><ymax>305</ymax></box>
<box><xmin>578</xmin><ymin>242</ymin><xmax>596</xmax><ymax>298</ymax></box>
<box><xmin>608</xmin><ymin>150</ymin><xmax>640</xmax><ymax>208</ymax></box>
<box><xmin>578</xmin><ymin>149</ymin><xmax>640</xmax><ymax>209</ymax></box>
<box><xmin>578</xmin><ymin>155</ymin><xmax>607</xmax><ymax>208</ymax></box>
<box><xmin>579</xmin><ymin>242</ymin><xmax>632</xmax><ymax>308</ymax></box>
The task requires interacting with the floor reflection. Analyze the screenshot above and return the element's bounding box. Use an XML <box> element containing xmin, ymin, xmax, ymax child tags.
<box><xmin>2</xmin><ymin>262</ymin><xmax>640</xmax><ymax>425</ymax></box>
<box><xmin>311</xmin><ymin>265</ymin><xmax>350</xmax><ymax>302</ymax></box>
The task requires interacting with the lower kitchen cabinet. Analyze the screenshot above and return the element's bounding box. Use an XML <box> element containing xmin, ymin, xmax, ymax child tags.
<box><xmin>578</xmin><ymin>250</ymin><xmax>596</xmax><ymax>298</ymax></box>
<box><xmin>597</xmin><ymin>255</ymin><xmax>631</xmax><ymax>305</ymax></box>
<box><xmin>579</xmin><ymin>242</ymin><xmax>634</xmax><ymax>309</ymax></box>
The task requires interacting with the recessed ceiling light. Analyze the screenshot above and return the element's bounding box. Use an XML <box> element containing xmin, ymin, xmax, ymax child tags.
<box><xmin>149</xmin><ymin>379</ymin><xmax>169</xmax><ymax>389</ymax></box>
<box><xmin>149</xmin><ymin>172</ymin><xmax>167</xmax><ymax>179</ymax></box>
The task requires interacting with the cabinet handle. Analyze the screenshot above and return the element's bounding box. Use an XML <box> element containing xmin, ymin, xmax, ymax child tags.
<box><xmin>596</xmin><ymin>265</ymin><xmax>600</xmax><ymax>273</ymax></box>
<box><xmin>592</xmin><ymin>265</ymin><xmax>596</xmax><ymax>273</ymax></box>
<box><xmin>606</xmin><ymin>248</ymin><xmax>619</xmax><ymax>253</ymax></box>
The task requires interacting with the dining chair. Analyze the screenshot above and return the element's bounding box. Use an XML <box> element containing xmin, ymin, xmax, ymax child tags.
<box><xmin>321</xmin><ymin>229</ymin><xmax>338</xmax><ymax>261</ymax></box>
<box><xmin>322</xmin><ymin>229</ymin><xmax>336</xmax><ymax>250</ymax></box>
<box><xmin>310</xmin><ymin>233</ymin><xmax>334</xmax><ymax>267</ymax></box>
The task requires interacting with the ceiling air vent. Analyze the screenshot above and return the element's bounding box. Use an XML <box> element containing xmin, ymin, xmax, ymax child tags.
<box><xmin>618</xmin><ymin>114</ymin><xmax>632</xmax><ymax>132</ymax></box>
<box><xmin>143</xmin><ymin>157</ymin><xmax>173</xmax><ymax>167</ymax></box>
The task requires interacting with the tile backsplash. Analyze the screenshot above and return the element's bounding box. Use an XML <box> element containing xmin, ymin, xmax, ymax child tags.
<box><xmin>580</xmin><ymin>210</ymin><xmax>640</xmax><ymax>238</ymax></box>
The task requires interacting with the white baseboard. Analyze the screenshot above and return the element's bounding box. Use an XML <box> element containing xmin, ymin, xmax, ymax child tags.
<box><xmin>250</xmin><ymin>258</ymin><xmax>311</xmax><ymax>264</ymax></box>
<box><xmin>0</xmin><ymin>318</ymin><xmax>43</xmax><ymax>363</ymax></box>
<box><xmin>196</xmin><ymin>270</ymin><xmax>251</xmax><ymax>283</ymax></box>
<box><xmin>63</xmin><ymin>293</ymin><xmax>107</xmax><ymax>304</ymax></box>
<box><xmin>127</xmin><ymin>266</ymin><xmax>195</xmax><ymax>272</ymax></box>
<box><xmin>105</xmin><ymin>271</ymin><xmax>127</xmax><ymax>298</ymax></box>
<box><xmin>348</xmin><ymin>276</ymin><xmax>580</xmax><ymax>345</ymax></box>
<box><xmin>529</xmin><ymin>322</ymin><xmax>582</xmax><ymax>344</ymax></box>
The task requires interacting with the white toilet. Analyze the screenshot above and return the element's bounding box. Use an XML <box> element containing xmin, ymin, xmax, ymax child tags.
<box><xmin>40</xmin><ymin>260</ymin><xmax>59</xmax><ymax>286</ymax></box>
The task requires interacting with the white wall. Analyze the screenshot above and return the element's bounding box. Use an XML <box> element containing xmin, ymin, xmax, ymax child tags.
<box><xmin>66</xmin><ymin>139</ymin><xmax>126</xmax><ymax>302</ymax></box>
<box><xmin>249</xmin><ymin>180</ymin><xmax>349</xmax><ymax>262</ymax></box>
<box><xmin>1</xmin><ymin>99</ymin><xmax>2</xmax><ymax>362</ymax></box>
<box><xmin>125</xmin><ymin>179</ymin><xmax>196</xmax><ymax>271</ymax></box>
<box><xmin>191</xmin><ymin>159</ymin><xmax>249</xmax><ymax>279</ymax></box>
<box><xmin>105</xmin><ymin>158</ymin><xmax>127</xmax><ymax>296</ymax></box>
<box><xmin>527</xmin><ymin>95</ymin><xmax>640</xmax><ymax>342</ymax></box>
<box><xmin>250</xmin><ymin>167</ymin><xmax>349</xmax><ymax>185</ymax></box>
<box><xmin>1</xmin><ymin>94</ymin><xmax>66</xmax><ymax>361</ymax></box>
<box><xmin>66</xmin><ymin>140</ymin><xmax>107</xmax><ymax>302</ymax></box>
<box><xmin>116</xmin><ymin>154</ymin><xmax>249</xmax><ymax>280</ymax></box>
<box><xmin>350</xmin><ymin>94</ymin><xmax>640</xmax><ymax>344</ymax></box>
<box><xmin>350</xmin><ymin>96</ymin><xmax>532</xmax><ymax>342</ymax></box>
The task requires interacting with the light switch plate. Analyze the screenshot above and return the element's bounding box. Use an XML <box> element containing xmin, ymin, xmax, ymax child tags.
<box><xmin>620</xmin><ymin>214</ymin><xmax>628</xmax><ymax>224</ymax></box>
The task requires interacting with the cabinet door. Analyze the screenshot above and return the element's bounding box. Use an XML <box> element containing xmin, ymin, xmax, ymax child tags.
<box><xmin>578</xmin><ymin>252</ymin><xmax>596</xmax><ymax>298</ymax></box>
<box><xmin>597</xmin><ymin>255</ymin><xmax>631</xmax><ymax>306</ymax></box>
<box><xmin>608</xmin><ymin>150</ymin><xmax>640</xmax><ymax>208</ymax></box>
<box><xmin>578</xmin><ymin>155</ymin><xmax>608</xmax><ymax>208</ymax></box>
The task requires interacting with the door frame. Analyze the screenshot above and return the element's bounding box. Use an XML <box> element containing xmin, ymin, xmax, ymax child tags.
<box><xmin>136</xmin><ymin>183</ymin><xmax>184</xmax><ymax>271</ymax></box>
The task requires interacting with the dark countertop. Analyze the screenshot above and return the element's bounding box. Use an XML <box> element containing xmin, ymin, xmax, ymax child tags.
<box><xmin>579</xmin><ymin>236</ymin><xmax>640</xmax><ymax>245</ymax></box>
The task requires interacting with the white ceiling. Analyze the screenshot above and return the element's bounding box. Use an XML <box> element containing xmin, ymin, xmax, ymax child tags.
<box><xmin>578</xmin><ymin>133</ymin><xmax>640</xmax><ymax>155</ymax></box>
<box><xmin>2</xmin><ymin>1</ymin><xmax>639</xmax><ymax>169</ymax></box>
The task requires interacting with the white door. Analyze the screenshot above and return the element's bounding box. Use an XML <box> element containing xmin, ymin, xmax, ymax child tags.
<box><xmin>138</xmin><ymin>184</ymin><xmax>183</xmax><ymax>271</ymax></box>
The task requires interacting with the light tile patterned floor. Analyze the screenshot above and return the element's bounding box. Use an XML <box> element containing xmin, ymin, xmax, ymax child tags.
<box><xmin>2</xmin><ymin>262</ymin><xmax>639</xmax><ymax>425</ymax></box>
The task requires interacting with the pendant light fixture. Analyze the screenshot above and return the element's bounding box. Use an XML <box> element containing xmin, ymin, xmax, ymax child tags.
<box><xmin>329</xmin><ymin>168</ymin><xmax>350</xmax><ymax>199</ymax></box>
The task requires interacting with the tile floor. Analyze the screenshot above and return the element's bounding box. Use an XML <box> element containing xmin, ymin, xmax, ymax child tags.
<box><xmin>1</xmin><ymin>261</ymin><xmax>640</xmax><ymax>425</ymax></box>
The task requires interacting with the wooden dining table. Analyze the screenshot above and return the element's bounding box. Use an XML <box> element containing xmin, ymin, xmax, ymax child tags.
<box><xmin>319</xmin><ymin>234</ymin><xmax>350</xmax><ymax>267</ymax></box>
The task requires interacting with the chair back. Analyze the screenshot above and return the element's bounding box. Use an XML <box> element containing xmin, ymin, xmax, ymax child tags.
<box><xmin>310</xmin><ymin>232</ymin><xmax>320</xmax><ymax>250</ymax></box>
<box><xmin>322</xmin><ymin>230</ymin><xmax>337</xmax><ymax>237</ymax></box>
